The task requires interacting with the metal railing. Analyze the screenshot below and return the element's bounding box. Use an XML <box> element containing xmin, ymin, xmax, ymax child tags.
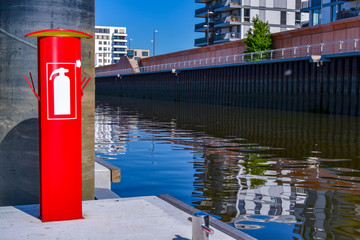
<box><xmin>301</xmin><ymin>1</ymin><xmax>309</xmax><ymax>9</ymax></box>
<box><xmin>195</xmin><ymin>6</ymin><xmax>211</xmax><ymax>16</ymax></box>
<box><xmin>214</xmin><ymin>0</ymin><xmax>241</xmax><ymax>10</ymax></box>
<box><xmin>195</xmin><ymin>22</ymin><xmax>208</xmax><ymax>31</ymax></box>
<box><xmin>337</xmin><ymin>9</ymin><xmax>360</xmax><ymax>21</ymax></box>
<box><xmin>214</xmin><ymin>32</ymin><xmax>241</xmax><ymax>42</ymax></box>
<box><xmin>194</xmin><ymin>37</ymin><xmax>208</xmax><ymax>45</ymax></box>
<box><xmin>96</xmin><ymin>39</ymin><xmax>360</xmax><ymax>77</ymax></box>
<box><xmin>214</xmin><ymin>15</ymin><xmax>241</xmax><ymax>25</ymax></box>
<box><xmin>195</xmin><ymin>0</ymin><xmax>212</xmax><ymax>3</ymax></box>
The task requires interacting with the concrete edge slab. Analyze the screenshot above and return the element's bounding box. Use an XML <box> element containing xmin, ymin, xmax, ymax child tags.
<box><xmin>94</xmin><ymin>188</ymin><xmax>120</xmax><ymax>200</ymax></box>
<box><xmin>158</xmin><ymin>194</ymin><xmax>256</xmax><ymax>240</ymax></box>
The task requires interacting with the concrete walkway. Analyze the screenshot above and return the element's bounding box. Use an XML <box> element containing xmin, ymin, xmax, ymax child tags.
<box><xmin>0</xmin><ymin>196</ymin><xmax>249</xmax><ymax>240</ymax></box>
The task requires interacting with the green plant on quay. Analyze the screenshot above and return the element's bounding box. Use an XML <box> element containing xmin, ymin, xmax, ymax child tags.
<box><xmin>243</xmin><ymin>15</ymin><xmax>272</xmax><ymax>62</ymax></box>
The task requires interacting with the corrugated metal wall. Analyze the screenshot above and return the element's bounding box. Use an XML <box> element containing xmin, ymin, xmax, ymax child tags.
<box><xmin>97</xmin><ymin>56</ymin><xmax>360</xmax><ymax>116</ymax></box>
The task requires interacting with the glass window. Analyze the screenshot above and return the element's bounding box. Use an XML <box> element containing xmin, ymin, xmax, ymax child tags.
<box><xmin>142</xmin><ymin>51</ymin><xmax>149</xmax><ymax>57</ymax></box>
<box><xmin>127</xmin><ymin>50</ymin><xmax>134</xmax><ymax>57</ymax></box>
<box><xmin>331</xmin><ymin>5</ymin><xmax>337</xmax><ymax>22</ymax></box>
<box><xmin>99</xmin><ymin>41</ymin><xmax>102</xmax><ymax>45</ymax></box>
<box><xmin>115</xmin><ymin>29</ymin><xmax>118</xmax><ymax>33</ymax></box>
<box><xmin>295</xmin><ymin>12</ymin><xmax>301</xmax><ymax>26</ymax></box>
<box><xmin>313</xmin><ymin>9</ymin><xmax>320</xmax><ymax>25</ymax></box>
<box><xmin>281</xmin><ymin>11</ymin><xmax>287</xmax><ymax>25</ymax></box>
<box><xmin>98</xmin><ymin>47</ymin><xmax>102</xmax><ymax>50</ymax></box>
<box><xmin>244</xmin><ymin>9</ymin><xmax>250</xmax><ymax>22</ymax></box>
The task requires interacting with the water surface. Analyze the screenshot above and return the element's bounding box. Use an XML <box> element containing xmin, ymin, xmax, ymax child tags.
<box><xmin>95</xmin><ymin>96</ymin><xmax>360</xmax><ymax>240</ymax></box>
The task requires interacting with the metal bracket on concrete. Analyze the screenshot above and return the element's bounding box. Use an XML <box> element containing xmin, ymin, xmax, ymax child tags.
<box><xmin>158</xmin><ymin>194</ymin><xmax>256</xmax><ymax>240</ymax></box>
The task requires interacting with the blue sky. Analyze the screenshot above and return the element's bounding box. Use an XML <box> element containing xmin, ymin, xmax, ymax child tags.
<box><xmin>95</xmin><ymin>0</ymin><xmax>200</xmax><ymax>56</ymax></box>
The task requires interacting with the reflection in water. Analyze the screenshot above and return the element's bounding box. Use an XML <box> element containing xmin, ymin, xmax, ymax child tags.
<box><xmin>95</xmin><ymin>96</ymin><xmax>360</xmax><ymax>240</ymax></box>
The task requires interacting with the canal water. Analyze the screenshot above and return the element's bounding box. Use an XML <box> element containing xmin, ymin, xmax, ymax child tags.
<box><xmin>95</xmin><ymin>96</ymin><xmax>360</xmax><ymax>240</ymax></box>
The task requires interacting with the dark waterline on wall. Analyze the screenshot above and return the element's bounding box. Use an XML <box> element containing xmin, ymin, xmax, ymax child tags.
<box><xmin>95</xmin><ymin>96</ymin><xmax>360</xmax><ymax>240</ymax></box>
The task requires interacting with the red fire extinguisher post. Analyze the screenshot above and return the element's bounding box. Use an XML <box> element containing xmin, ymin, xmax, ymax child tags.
<box><xmin>24</xmin><ymin>29</ymin><xmax>92</xmax><ymax>222</ymax></box>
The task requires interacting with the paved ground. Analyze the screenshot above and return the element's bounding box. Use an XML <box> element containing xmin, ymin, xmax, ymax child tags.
<box><xmin>0</xmin><ymin>196</ymin><xmax>238</xmax><ymax>240</ymax></box>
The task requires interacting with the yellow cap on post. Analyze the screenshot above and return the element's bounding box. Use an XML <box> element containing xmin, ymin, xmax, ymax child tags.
<box><xmin>26</xmin><ymin>29</ymin><xmax>93</xmax><ymax>38</ymax></box>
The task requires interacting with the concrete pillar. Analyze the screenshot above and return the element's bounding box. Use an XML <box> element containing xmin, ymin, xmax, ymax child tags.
<box><xmin>0</xmin><ymin>0</ymin><xmax>95</xmax><ymax>206</ymax></box>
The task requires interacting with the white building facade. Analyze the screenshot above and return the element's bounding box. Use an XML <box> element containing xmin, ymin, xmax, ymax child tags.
<box><xmin>95</xmin><ymin>26</ymin><xmax>127</xmax><ymax>67</ymax></box>
<box><xmin>195</xmin><ymin>0</ymin><xmax>309</xmax><ymax>47</ymax></box>
<box><xmin>127</xmin><ymin>49</ymin><xmax>150</xmax><ymax>61</ymax></box>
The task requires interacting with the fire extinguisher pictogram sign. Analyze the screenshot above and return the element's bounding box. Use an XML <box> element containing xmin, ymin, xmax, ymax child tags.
<box><xmin>47</xmin><ymin>64</ymin><xmax>76</xmax><ymax>119</ymax></box>
<box><xmin>25</xmin><ymin>29</ymin><xmax>92</xmax><ymax>222</ymax></box>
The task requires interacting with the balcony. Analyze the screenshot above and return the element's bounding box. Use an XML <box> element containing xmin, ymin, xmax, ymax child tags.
<box><xmin>214</xmin><ymin>15</ymin><xmax>241</xmax><ymax>27</ymax></box>
<box><xmin>214</xmin><ymin>0</ymin><xmax>242</xmax><ymax>12</ymax></box>
<box><xmin>113</xmin><ymin>37</ymin><xmax>127</xmax><ymax>42</ymax></box>
<box><xmin>195</xmin><ymin>0</ymin><xmax>212</xmax><ymax>2</ymax></box>
<box><xmin>195</xmin><ymin>6</ymin><xmax>212</xmax><ymax>17</ymax></box>
<box><xmin>195</xmin><ymin>22</ymin><xmax>214</xmax><ymax>32</ymax></box>
<box><xmin>113</xmin><ymin>32</ymin><xmax>127</xmax><ymax>37</ymax></box>
<box><xmin>301</xmin><ymin>1</ymin><xmax>309</xmax><ymax>10</ymax></box>
<box><xmin>337</xmin><ymin>8</ymin><xmax>360</xmax><ymax>21</ymax></box>
<box><xmin>213</xmin><ymin>32</ymin><xmax>241</xmax><ymax>43</ymax></box>
<box><xmin>113</xmin><ymin>47</ymin><xmax>127</xmax><ymax>54</ymax></box>
<box><xmin>194</xmin><ymin>37</ymin><xmax>208</xmax><ymax>47</ymax></box>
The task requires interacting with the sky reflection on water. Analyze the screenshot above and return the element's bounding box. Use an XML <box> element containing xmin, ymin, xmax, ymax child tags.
<box><xmin>95</xmin><ymin>96</ymin><xmax>360</xmax><ymax>240</ymax></box>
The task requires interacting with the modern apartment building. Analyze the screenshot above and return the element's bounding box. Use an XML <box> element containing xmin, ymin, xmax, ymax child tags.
<box><xmin>301</xmin><ymin>0</ymin><xmax>359</xmax><ymax>26</ymax></box>
<box><xmin>195</xmin><ymin>0</ymin><xmax>309</xmax><ymax>47</ymax></box>
<box><xmin>127</xmin><ymin>49</ymin><xmax>150</xmax><ymax>61</ymax></box>
<box><xmin>95</xmin><ymin>26</ymin><xmax>127</xmax><ymax>67</ymax></box>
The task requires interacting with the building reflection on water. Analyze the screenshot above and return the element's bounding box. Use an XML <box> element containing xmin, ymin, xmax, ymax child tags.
<box><xmin>95</xmin><ymin>96</ymin><xmax>360</xmax><ymax>239</ymax></box>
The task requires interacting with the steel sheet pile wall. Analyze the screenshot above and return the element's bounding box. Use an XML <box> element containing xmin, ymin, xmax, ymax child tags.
<box><xmin>96</xmin><ymin>56</ymin><xmax>360</xmax><ymax>116</ymax></box>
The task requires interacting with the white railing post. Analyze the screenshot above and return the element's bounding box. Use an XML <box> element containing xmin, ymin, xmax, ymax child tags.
<box><xmin>294</xmin><ymin>47</ymin><xmax>297</xmax><ymax>58</ymax></box>
<box><xmin>271</xmin><ymin>50</ymin><xmax>273</xmax><ymax>60</ymax></box>
<box><xmin>339</xmin><ymin>40</ymin><xmax>343</xmax><ymax>53</ymax></box>
<box><xmin>282</xmin><ymin>49</ymin><xmax>284</xmax><ymax>59</ymax></box>
<box><xmin>307</xmin><ymin>45</ymin><xmax>310</xmax><ymax>56</ymax></box>
<box><xmin>321</xmin><ymin>43</ymin><xmax>324</xmax><ymax>55</ymax></box>
<box><xmin>355</xmin><ymin>39</ymin><xmax>358</xmax><ymax>51</ymax></box>
<box><xmin>260</xmin><ymin>52</ymin><xmax>263</xmax><ymax>60</ymax></box>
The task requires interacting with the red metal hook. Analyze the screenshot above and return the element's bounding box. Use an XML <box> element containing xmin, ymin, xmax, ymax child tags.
<box><xmin>81</xmin><ymin>77</ymin><xmax>91</xmax><ymax>98</ymax></box>
<box><xmin>24</xmin><ymin>73</ymin><xmax>40</xmax><ymax>101</ymax></box>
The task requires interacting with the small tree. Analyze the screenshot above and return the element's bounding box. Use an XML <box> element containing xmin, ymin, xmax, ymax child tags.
<box><xmin>243</xmin><ymin>15</ymin><xmax>272</xmax><ymax>61</ymax></box>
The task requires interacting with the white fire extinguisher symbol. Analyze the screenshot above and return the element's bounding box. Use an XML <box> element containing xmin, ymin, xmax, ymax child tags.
<box><xmin>49</xmin><ymin>68</ymin><xmax>71</xmax><ymax>115</ymax></box>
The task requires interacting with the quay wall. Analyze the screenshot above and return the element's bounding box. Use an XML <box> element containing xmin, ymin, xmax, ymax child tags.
<box><xmin>96</xmin><ymin>55</ymin><xmax>360</xmax><ymax>116</ymax></box>
<box><xmin>136</xmin><ymin>17</ymin><xmax>360</xmax><ymax>68</ymax></box>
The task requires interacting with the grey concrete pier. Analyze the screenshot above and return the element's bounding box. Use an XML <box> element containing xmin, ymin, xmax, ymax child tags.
<box><xmin>0</xmin><ymin>196</ymin><xmax>254</xmax><ymax>240</ymax></box>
